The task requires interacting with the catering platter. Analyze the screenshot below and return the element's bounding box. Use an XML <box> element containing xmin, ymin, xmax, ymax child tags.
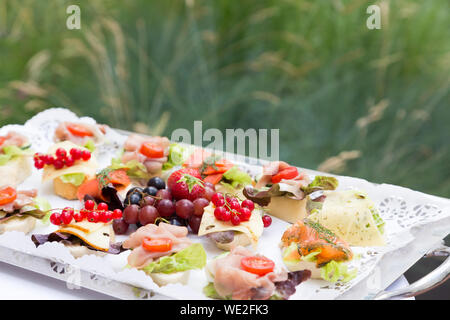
<box><xmin>0</xmin><ymin>108</ymin><xmax>449</xmax><ymax>300</ymax></box>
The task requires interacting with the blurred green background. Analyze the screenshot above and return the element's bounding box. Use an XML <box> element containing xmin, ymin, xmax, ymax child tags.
<box><xmin>0</xmin><ymin>0</ymin><xmax>449</xmax><ymax>197</ymax></box>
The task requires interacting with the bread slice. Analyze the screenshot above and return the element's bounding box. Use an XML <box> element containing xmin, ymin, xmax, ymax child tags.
<box><xmin>53</xmin><ymin>177</ymin><xmax>80</xmax><ymax>200</ymax></box>
<box><xmin>149</xmin><ymin>270</ymin><xmax>190</xmax><ymax>286</ymax></box>
<box><xmin>0</xmin><ymin>156</ymin><xmax>32</xmax><ymax>188</ymax></box>
<box><xmin>0</xmin><ymin>216</ymin><xmax>36</xmax><ymax>234</ymax></box>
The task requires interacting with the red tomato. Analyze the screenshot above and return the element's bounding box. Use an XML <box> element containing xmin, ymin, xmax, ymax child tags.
<box><xmin>0</xmin><ymin>187</ymin><xmax>17</xmax><ymax>205</ymax></box>
<box><xmin>67</xmin><ymin>123</ymin><xmax>94</xmax><ymax>137</ymax></box>
<box><xmin>142</xmin><ymin>238</ymin><xmax>173</xmax><ymax>252</ymax></box>
<box><xmin>240</xmin><ymin>256</ymin><xmax>275</xmax><ymax>276</ymax></box>
<box><xmin>139</xmin><ymin>142</ymin><xmax>164</xmax><ymax>159</ymax></box>
<box><xmin>0</xmin><ymin>136</ymin><xmax>6</xmax><ymax>146</ymax></box>
<box><xmin>271</xmin><ymin>166</ymin><xmax>298</xmax><ymax>184</ymax></box>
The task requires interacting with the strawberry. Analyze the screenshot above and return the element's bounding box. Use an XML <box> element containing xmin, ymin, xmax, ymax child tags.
<box><xmin>168</xmin><ymin>168</ymin><xmax>205</xmax><ymax>201</ymax></box>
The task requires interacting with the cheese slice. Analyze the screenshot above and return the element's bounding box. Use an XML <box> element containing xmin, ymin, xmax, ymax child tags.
<box><xmin>56</xmin><ymin>220</ymin><xmax>114</xmax><ymax>252</ymax></box>
<box><xmin>198</xmin><ymin>203</ymin><xmax>264</xmax><ymax>248</ymax></box>
<box><xmin>265</xmin><ymin>196</ymin><xmax>307</xmax><ymax>224</ymax></box>
<box><xmin>42</xmin><ymin>141</ymin><xmax>97</xmax><ymax>182</ymax></box>
<box><xmin>308</xmin><ymin>190</ymin><xmax>385</xmax><ymax>246</ymax></box>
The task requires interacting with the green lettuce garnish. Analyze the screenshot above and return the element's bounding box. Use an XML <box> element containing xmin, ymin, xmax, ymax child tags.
<box><xmin>33</xmin><ymin>197</ymin><xmax>52</xmax><ymax>222</ymax></box>
<box><xmin>320</xmin><ymin>260</ymin><xmax>357</xmax><ymax>283</ymax></box>
<box><xmin>302</xmin><ymin>176</ymin><xmax>338</xmax><ymax>195</ymax></box>
<box><xmin>59</xmin><ymin>173</ymin><xmax>86</xmax><ymax>186</ymax></box>
<box><xmin>203</xmin><ymin>282</ymin><xmax>232</xmax><ymax>300</ymax></box>
<box><xmin>110</xmin><ymin>158</ymin><xmax>149</xmax><ymax>179</ymax></box>
<box><xmin>141</xmin><ymin>243</ymin><xmax>206</xmax><ymax>274</ymax></box>
<box><xmin>220</xmin><ymin>166</ymin><xmax>253</xmax><ymax>189</ymax></box>
<box><xmin>282</xmin><ymin>242</ymin><xmax>320</xmax><ymax>265</ymax></box>
<box><xmin>0</xmin><ymin>145</ymin><xmax>33</xmax><ymax>166</ymax></box>
<box><xmin>84</xmin><ymin>140</ymin><xmax>96</xmax><ymax>153</ymax></box>
<box><xmin>162</xmin><ymin>143</ymin><xmax>190</xmax><ymax>170</ymax></box>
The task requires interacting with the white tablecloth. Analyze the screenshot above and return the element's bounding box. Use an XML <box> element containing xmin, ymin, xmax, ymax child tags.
<box><xmin>0</xmin><ymin>261</ymin><xmax>412</xmax><ymax>300</ymax></box>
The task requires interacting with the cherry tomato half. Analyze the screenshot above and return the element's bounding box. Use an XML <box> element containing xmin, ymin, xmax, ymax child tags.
<box><xmin>240</xmin><ymin>256</ymin><xmax>275</xmax><ymax>276</ymax></box>
<box><xmin>142</xmin><ymin>238</ymin><xmax>173</xmax><ymax>252</ymax></box>
<box><xmin>0</xmin><ymin>187</ymin><xmax>17</xmax><ymax>205</ymax></box>
<box><xmin>67</xmin><ymin>123</ymin><xmax>94</xmax><ymax>137</ymax></box>
<box><xmin>271</xmin><ymin>166</ymin><xmax>298</xmax><ymax>184</ymax></box>
<box><xmin>139</xmin><ymin>142</ymin><xmax>164</xmax><ymax>159</ymax></box>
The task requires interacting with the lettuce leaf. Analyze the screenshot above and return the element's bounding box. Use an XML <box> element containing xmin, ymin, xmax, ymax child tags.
<box><xmin>221</xmin><ymin>166</ymin><xmax>253</xmax><ymax>189</ymax></box>
<box><xmin>203</xmin><ymin>282</ymin><xmax>232</xmax><ymax>300</ymax></box>
<box><xmin>282</xmin><ymin>242</ymin><xmax>320</xmax><ymax>264</ymax></box>
<box><xmin>142</xmin><ymin>243</ymin><xmax>207</xmax><ymax>274</ymax></box>
<box><xmin>162</xmin><ymin>143</ymin><xmax>190</xmax><ymax>170</ymax></box>
<box><xmin>33</xmin><ymin>197</ymin><xmax>52</xmax><ymax>223</ymax></box>
<box><xmin>83</xmin><ymin>140</ymin><xmax>96</xmax><ymax>153</ymax></box>
<box><xmin>110</xmin><ymin>158</ymin><xmax>149</xmax><ymax>179</ymax></box>
<box><xmin>320</xmin><ymin>260</ymin><xmax>357</xmax><ymax>283</ymax></box>
<box><xmin>0</xmin><ymin>145</ymin><xmax>33</xmax><ymax>166</ymax></box>
<box><xmin>301</xmin><ymin>176</ymin><xmax>338</xmax><ymax>195</ymax></box>
<box><xmin>59</xmin><ymin>173</ymin><xmax>86</xmax><ymax>186</ymax></box>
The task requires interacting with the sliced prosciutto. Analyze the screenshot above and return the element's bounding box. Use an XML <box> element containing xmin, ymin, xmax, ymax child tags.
<box><xmin>54</xmin><ymin>121</ymin><xmax>107</xmax><ymax>146</ymax></box>
<box><xmin>121</xmin><ymin>134</ymin><xmax>170</xmax><ymax>176</ymax></box>
<box><xmin>123</xmin><ymin>223</ymin><xmax>192</xmax><ymax>269</ymax></box>
<box><xmin>208</xmin><ymin>246</ymin><xmax>289</xmax><ymax>300</ymax></box>
<box><xmin>0</xmin><ymin>131</ymin><xmax>29</xmax><ymax>151</ymax></box>
<box><xmin>0</xmin><ymin>188</ymin><xmax>37</xmax><ymax>214</ymax></box>
<box><xmin>255</xmin><ymin>161</ymin><xmax>310</xmax><ymax>190</ymax></box>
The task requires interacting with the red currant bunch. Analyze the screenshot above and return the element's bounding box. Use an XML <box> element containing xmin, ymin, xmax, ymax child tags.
<box><xmin>49</xmin><ymin>201</ymin><xmax>122</xmax><ymax>226</ymax></box>
<box><xmin>33</xmin><ymin>148</ymin><xmax>91</xmax><ymax>170</ymax></box>
<box><xmin>211</xmin><ymin>192</ymin><xmax>255</xmax><ymax>226</ymax></box>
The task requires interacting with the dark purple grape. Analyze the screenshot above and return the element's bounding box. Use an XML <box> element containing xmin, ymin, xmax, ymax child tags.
<box><xmin>188</xmin><ymin>215</ymin><xmax>202</xmax><ymax>234</ymax></box>
<box><xmin>168</xmin><ymin>215</ymin><xmax>187</xmax><ymax>226</ymax></box>
<box><xmin>112</xmin><ymin>218</ymin><xmax>129</xmax><ymax>235</ymax></box>
<box><xmin>156</xmin><ymin>199</ymin><xmax>175</xmax><ymax>217</ymax></box>
<box><xmin>156</xmin><ymin>189</ymin><xmax>172</xmax><ymax>201</ymax></box>
<box><xmin>147</xmin><ymin>177</ymin><xmax>166</xmax><ymax>190</ymax></box>
<box><xmin>139</xmin><ymin>205</ymin><xmax>159</xmax><ymax>225</ymax></box>
<box><xmin>123</xmin><ymin>204</ymin><xmax>139</xmax><ymax>224</ymax></box>
<box><xmin>175</xmin><ymin>199</ymin><xmax>194</xmax><ymax>219</ymax></box>
<box><xmin>193</xmin><ymin>198</ymin><xmax>210</xmax><ymax>216</ymax></box>
<box><xmin>143</xmin><ymin>186</ymin><xmax>158</xmax><ymax>196</ymax></box>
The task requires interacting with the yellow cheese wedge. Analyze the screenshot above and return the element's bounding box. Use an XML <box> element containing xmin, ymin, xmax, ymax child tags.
<box><xmin>265</xmin><ymin>196</ymin><xmax>307</xmax><ymax>224</ymax></box>
<box><xmin>56</xmin><ymin>220</ymin><xmax>113</xmax><ymax>252</ymax></box>
<box><xmin>198</xmin><ymin>203</ymin><xmax>264</xmax><ymax>248</ymax></box>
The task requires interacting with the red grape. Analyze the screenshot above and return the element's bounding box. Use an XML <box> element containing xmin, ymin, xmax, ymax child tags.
<box><xmin>203</xmin><ymin>182</ymin><xmax>215</xmax><ymax>191</ymax></box>
<box><xmin>192</xmin><ymin>198</ymin><xmax>209</xmax><ymax>216</ymax></box>
<box><xmin>123</xmin><ymin>204</ymin><xmax>140</xmax><ymax>224</ymax></box>
<box><xmin>175</xmin><ymin>199</ymin><xmax>194</xmax><ymax>219</ymax></box>
<box><xmin>262</xmin><ymin>215</ymin><xmax>272</xmax><ymax>227</ymax></box>
<box><xmin>156</xmin><ymin>199</ymin><xmax>175</xmax><ymax>217</ymax></box>
<box><xmin>139</xmin><ymin>205</ymin><xmax>159</xmax><ymax>225</ymax></box>
<box><xmin>113</xmin><ymin>218</ymin><xmax>129</xmax><ymax>235</ymax></box>
<box><xmin>203</xmin><ymin>187</ymin><xmax>215</xmax><ymax>201</ymax></box>
<box><xmin>142</xmin><ymin>196</ymin><xmax>156</xmax><ymax>206</ymax></box>
<box><xmin>156</xmin><ymin>189</ymin><xmax>172</xmax><ymax>201</ymax></box>
<box><xmin>188</xmin><ymin>215</ymin><xmax>202</xmax><ymax>234</ymax></box>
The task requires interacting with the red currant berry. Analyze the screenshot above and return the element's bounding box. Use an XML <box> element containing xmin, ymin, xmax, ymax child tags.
<box><xmin>239</xmin><ymin>207</ymin><xmax>252</xmax><ymax>221</ymax></box>
<box><xmin>70</xmin><ymin>148</ymin><xmax>82</xmax><ymax>160</ymax></box>
<box><xmin>80</xmin><ymin>208</ymin><xmax>90</xmax><ymax>219</ymax></box>
<box><xmin>87</xmin><ymin>211</ymin><xmax>100</xmax><ymax>223</ymax></box>
<box><xmin>64</xmin><ymin>156</ymin><xmax>75</xmax><ymax>167</ymax></box>
<box><xmin>112</xmin><ymin>209</ymin><xmax>122</xmax><ymax>219</ymax></box>
<box><xmin>221</xmin><ymin>209</ymin><xmax>231</xmax><ymax>221</ymax></box>
<box><xmin>97</xmin><ymin>202</ymin><xmax>108</xmax><ymax>211</ymax></box>
<box><xmin>34</xmin><ymin>153</ymin><xmax>44</xmax><ymax>161</ymax></box>
<box><xmin>103</xmin><ymin>210</ymin><xmax>113</xmax><ymax>222</ymax></box>
<box><xmin>211</xmin><ymin>193</ymin><xmax>224</xmax><ymax>206</ymax></box>
<box><xmin>73</xmin><ymin>211</ymin><xmax>84</xmax><ymax>222</ymax></box>
<box><xmin>50</xmin><ymin>213</ymin><xmax>62</xmax><ymax>225</ymax></box>
<box><xmin>241</xmin><ymin>199</ymin><xmax>255</xmax><ymax>212</ymax></box>
<box><xmin>34</xmin><ymin>159</ymin><xmax>44</xmax><ymax>169</ymax></box>
<box><xmin>84</xmin><ymin>200</ymin><xmax>95</xmax><ymax>211</ymax></box>
<box><xmin>230</xmin><ymin>200</ymin><xmax>241</xmax><ymax>211</ymax></box>
<box><xmin>262</xmin><ymin>215</ymin><xmax>272</xmax><ymax>227</ymax></box>
<box><xmin>56</xmin><ymin>148</ymin><xmax>67</xmax><ymax>159</ymax></box>
<box><xmin>62</xmin><ymin>207</ymin><xmax>74</xmax><ymax>216</ymax></box>
<box><xmin>214</xmin><ymin>206</ymin><xmax>226</xmax><ymax>221</ymax></box>
<box><xmin>231</xmin><ymin>213</ymin><xmax>241</xmax><ymax>226</ymax></box>
<box><xmin>44</xmin><ymin>155</ymin><xmax>55</xmax><ymax>165</ymax></box>
<box><xmin>81</xmin><ymin>150</ymin><xmax>91</xmax><ymax>161</ymax></box>
<box><xmin>60</xmin><ymin>211</ymin><xmax>73</xmax><ymax>225</ymax></box>
<box><xmin>53</xmin><ymin>159</ymin><xmax>64</xmax><ymax>170</ymax></box>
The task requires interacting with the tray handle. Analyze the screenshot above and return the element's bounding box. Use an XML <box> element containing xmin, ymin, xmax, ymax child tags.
<box><xmin>373</xmin><ymin>246</ymin><xmax>450</xmax><ymax>300</ymax></box>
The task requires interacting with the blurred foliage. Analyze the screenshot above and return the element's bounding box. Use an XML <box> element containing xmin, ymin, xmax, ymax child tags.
<box><xmin>0</xmin><ymin>0</ymin><xmax>449</xmax><ymax>197</ymax></box>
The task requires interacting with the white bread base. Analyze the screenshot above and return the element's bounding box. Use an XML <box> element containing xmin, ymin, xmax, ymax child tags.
<box><xmin>285</xmin><ymin>260</ymin><xmax>322</xmax><ymax>279</ymax></box>
<box><xmin>266</xmin><ymin>196</ymin><xmax>307</xmax><ymax>224</ymax></box>
<box><xmin>214</xmin><ymin>232</ymin><xmax>251</xmax><ymax>251</ymax></box>
<box><xmin>149</xmin><ymin>270</ymin><xmax>190</xmax><ymax>286</ymax></box>
<box><xmin>53</xmin><ymin>177</ymin><xmax>79</xmax><ymax>200</ymax></box>
<box><xmin>0</xmin><ymin>156</ymin><xmax>32</xmax><ymax>188</ymax></box>
<box><xmin>0</xmin><ymin>216</ymin><xmax>36</xmax><ymax>234</ymax></box>
<box><xmin>65</xmin><ymin>243</ymin><xmax>107</xmax><ymax>259</ymax></box>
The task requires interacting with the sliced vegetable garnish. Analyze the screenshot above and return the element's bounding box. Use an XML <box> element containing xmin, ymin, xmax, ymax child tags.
<box><xmin>67</xmin><ymin>123</ymin><xmax>94</xmax><ymax>137</ymax></box>
<box><xmin>139</xmin><ymin>142</ymin><xmax>164</xmax><ymax>159</ymax></box>
<box><xmin>142</xmin><ymin>238</ymin><xmax>173</xmax><ymax>252</ymax></box>
<box><xmin>0</xmin><ymin>136</ymin><xmax>6</xmax><ymax>146</ymax></box>
<box><xmin>241</xmin><ymin>256</ymin><xmax>275</xmax><ymax>276</ymax></box>
<box><xmin>271</xmin><ymin>166</ymin><xmax>298</xmax><ymax>184</ymax></box>
<box><xmin>0</xmin><ymin>187</ymin><xmax>17</xmax><ymax>205</ymax></box>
